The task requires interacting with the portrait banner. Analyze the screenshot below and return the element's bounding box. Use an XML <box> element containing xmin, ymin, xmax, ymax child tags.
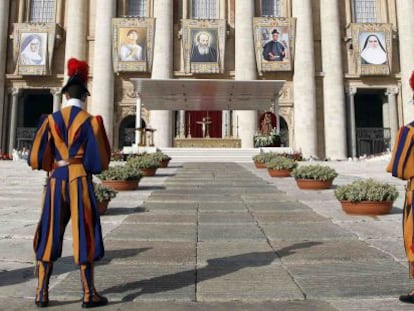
<box><xmin>112</xmin><ymin>18</ymin><xmax>155</xmax><ymax>73</ymax></box>
<box><xmin>253</xmin><ymin>17</ymin><xmax>296</xmax><ymax>75</ymax></box>
<box><xmin>13</xmin><ymin>23</ymin><xmax>57</xmax><ymax>76</ymax></box>
<box><xmin>182</xmin><ymin>19</ymin><xmax>226</xmax><ymax>74</ymax></box>
<box><xmin>351</xmin><ymin>23</ymin><xmax>392</xmax><ymax>76</ymax></box>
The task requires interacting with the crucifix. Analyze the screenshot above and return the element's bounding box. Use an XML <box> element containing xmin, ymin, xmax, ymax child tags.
<box><xmin>196</xmin><ymin>116</ymin><xmax>212</xmax><ymax>138</ymax></box>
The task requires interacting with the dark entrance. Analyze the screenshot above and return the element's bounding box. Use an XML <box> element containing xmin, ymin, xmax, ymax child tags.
<box><xmin>354</xmin><ymin>91</ymin><xmax>389</xmax><ymax>156</ymax></box>
<box><xmin>17</xmin><ymin>91</ymin><xmax>53</xmax><ymax>149</ymax></box>
<box><xmin>118</xmin><ymin>115</ymin><xmax>146</xmax><ymax>148</ymax></box>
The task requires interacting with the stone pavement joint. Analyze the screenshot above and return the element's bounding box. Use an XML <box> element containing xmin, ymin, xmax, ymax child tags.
<box><xmin>0</xmin><ymin>158</ymin><xmax>412</xmax><ymax>310</ymax></box>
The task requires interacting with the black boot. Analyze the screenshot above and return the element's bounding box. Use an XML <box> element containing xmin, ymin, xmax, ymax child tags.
<box><xmin>399</xmin><ymin>290</ymin><xmax>414</xmax><ymax>303</ymax></box>
<box><xmin>80</xmin><ymin>263</ymin><xmax>108</xmax><ymax>308</ymax></box>
<box><xmin>35</xmin><ymin>261</ymin><xmax>53</xmax><ymax>308</ymax></box>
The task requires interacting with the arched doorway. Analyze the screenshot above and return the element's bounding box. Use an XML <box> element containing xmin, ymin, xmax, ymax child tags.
<box><xmin>118</xmin><ymin>115</ymin><xmax>146</xmax><ymax>148</ymax></box>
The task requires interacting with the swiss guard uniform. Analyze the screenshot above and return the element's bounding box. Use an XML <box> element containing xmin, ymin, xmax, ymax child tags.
<box><xmin>387</xmin><ymin>71</ymin><xmax>414</xmax><ymax>304</ymax></box>
<box><xmin>28</xmin><ymin>58</ymin><xmax>110</xmax><ymax>308</ymax></box>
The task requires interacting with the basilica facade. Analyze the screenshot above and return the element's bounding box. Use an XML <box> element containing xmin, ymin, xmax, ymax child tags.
<box><xmin>0</xmin><ymin>0</ymin><xmax>413</xmax><ymax>160</ymax></box>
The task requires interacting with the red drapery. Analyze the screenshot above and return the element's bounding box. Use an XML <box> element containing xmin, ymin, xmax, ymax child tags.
<box><xmin>185</xmin><ymin>111</ymin><xmax>222</xmax><ymax>138</ymax></box>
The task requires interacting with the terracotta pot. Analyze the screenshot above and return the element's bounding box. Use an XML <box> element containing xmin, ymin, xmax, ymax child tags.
<box><xmin>254</xmin><ymin>161</ymin><xmax>267</xmax><ymax>169</ymax></box>
<box><xmin>267</xmin><ymin>168</ymin><xmax>292</xmax><ymax>177</ymax></box>
<box><xmin>295</xmin><ymin>179</ymin><xmax>333</xmax><ymax>190</ymax></box>
<box><xmin>340</xmin><ymin>200</ymin><xmax>393</xmax><ymax>215</ymax></box>
<box><xmin>101</xmin><ymin>179</ymin><xmax>139</xmax><ymax>191</ymax></box>
<box><xmin>159</xmin><ymin>159</ymin><xmax>170</xmax><ymax>168</ymax></box>
<box><xmin>97</xmin><ymin>200</ymin><xmax>109</xmax><ymax>215</ymax></box>
<box><xmin>140</xmin><ymin>168</ymin><xmax>157</xmax><ymax>176</ymax></box>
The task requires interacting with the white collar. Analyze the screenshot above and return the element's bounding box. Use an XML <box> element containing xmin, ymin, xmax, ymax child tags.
<box><xmin>65</xmin><ymin>98</ymin><xmax>84</xmax><ymax>109</ymax></box>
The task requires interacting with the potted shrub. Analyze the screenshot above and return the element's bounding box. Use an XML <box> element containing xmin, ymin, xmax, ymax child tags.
<box><xmin>125</xmin><ymin>154</ymin><xmax>160</xmax><ymax>176</ymax></box>
<box><xmin>93</xmin><ymin>182</ymin><xmax>118</xmax><ymax>215</ymax></box>
<box><xmin>252</xmin><ymin>152</ymin><xmax>279</xmax><ymax>169</ymax></box>
<box><xmin>265</xmin><ymin>156</ymin><xmax>298</xmax><ymax>177</ymax></box>
<box><xmin>334</xmin><ymin>178</ymin><xmax>398</xmax><ymax>215</ymax></box>
<box><xmin>96</xmin><ymin>165</ymin><xmax>142</xmax><ymax>191</ymax></box>
<box><xmin>151</xmin><ymin>151</ymin><xmax>172</xmax><ymax>168</ymax></box>
<box><xmin>291</xmin><ymin>164</ymin><xmax>338</xmax><ymax>190</ymax></box>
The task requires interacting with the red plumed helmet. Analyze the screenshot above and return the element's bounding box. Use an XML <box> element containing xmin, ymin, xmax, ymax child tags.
<box><xmin>61</xmin><ymin>57</ymin><xmax>90</xmax><ymax>96</ymax></box>
<box><xmin>410</xmin><ymin>71</ymin><xmax>414</xmax><ymax>91</ymax></box>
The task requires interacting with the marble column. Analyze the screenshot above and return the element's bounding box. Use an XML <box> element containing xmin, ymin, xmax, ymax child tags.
<box><xmin>8</xmin><ymin>88</ymin><xmax>19</xmax><ymax>153</ymax></box>
<box><xmin>222</xmin><ymin>110</ymin><xmax>230</xmax><ymax>138</ymax></box>
<box><xmin>320</xmin><ymin>0</ymin><xmax>347</xmax><ymax>160</ymax></box>
<box><xmin>234</xmin><ymin>0</ymin><xmax>257</xmax><ymax>148</ymax></box>
<box><xmin>178</xmin><ymin>110</ymin><xmax>186</xmax><ymax>138</ymax></box>
<box><xmin>64</xmin><ymin>0</ymin><xmax>88</xmax><ymax>61</ymax></box>
<box><xmin>397</xmin><ymin>0</ymin><xmax>414</xmax><ymax>122</ymax></box>
<box><xmin>292</xmin><ymin>0</ymin><xmax>317</xmax><ymax>158</ymax></box>
<box><xmin>51</xmin><ymin>88</ymin><xmax>62</xmax><ymax>112</ymax></box>
<box><xmin>386</xmin><ymin>87</ymin><xmax>399</xmax><ymax>148</ymax></box>
<box><xmin>91</xmin><ymin>0</ymin><xmax>115</xmax><ymax>143</ymax></box>
<box><xmin>346</xmin><ymin>87</ymin><xmax>357</xmax><ymax>158</ymax></box>
<box><xmin>135</xmin><ymin>93</ymin><xmax>142</xmax><ymax>145</ymax></box>
<box><xmin>0</xmin><ymin>0</ymin><xmax>10</xmax><ymax>151</ymax></box>
<box><xmin>18</xmin><ymin>0</ymin><xmax>25</xmax><ymax>22</ymax></box>
<box><xmin>150</xmin><ymin>0</ymin><xmax>173</xmax><ymax>147</ymax></box>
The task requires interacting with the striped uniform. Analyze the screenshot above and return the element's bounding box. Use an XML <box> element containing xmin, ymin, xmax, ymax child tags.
<box><xmin>28</xmin><ymin>106</ymin><xmax>110</xmax><ymax>265</ymax></box>
<box><xmin>387</xmin><ymin>121</ymin><xmax>414</xmax><ymax>276</ymax></box>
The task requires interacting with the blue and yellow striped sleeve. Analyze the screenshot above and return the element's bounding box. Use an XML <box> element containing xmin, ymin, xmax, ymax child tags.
<box><xmin>28</xmin><ymin>115</ymin><xmax>54</xmax><ymax>171</ymax></box>
<box><xmin>387</xmin><ymin>125</ymin><xmax>414</xmax><ymax>180</ymax></box>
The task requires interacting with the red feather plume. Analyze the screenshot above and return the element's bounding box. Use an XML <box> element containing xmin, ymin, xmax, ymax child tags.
<box><xmin>67</xmin><ymin>58</ymin><xmax>89</xmax><ymax>83</ymax></box>
<box><xmin>410</xmin><ymin>71</ymin><xmax>414</xmax><ymax>91</ymax></box>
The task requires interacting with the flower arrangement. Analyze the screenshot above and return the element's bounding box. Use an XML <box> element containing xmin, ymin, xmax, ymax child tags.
<box><xmin>291</xmin><ymin>164</ymin><xmax>338</xmax><ymax>181</ymax></box>
<box><xmin>96</xmin><ymin>165</ymin><xmax>143</xmax><ymax>181</ymax></box>
<box><xmin>334</xmin><ymin>178</ymin><xmax>398</xmax><ymax>203</ymax></box>
<box><xmin>252</xmin><ymin>152</ymin><xmax>279</xmax><ymax>164</ymax></box>
<box><xmin>266</xmin><ymin>155</ymin><xmax>298</xmax><ymax>171</ymax></box>
<box><xmin>151</xmin><ymin>151</ymin><xmax>171</xmax><ymax>162</ymax></box>
<box><xmin>253</xmin><ymin>132</ymin><xmax>281</xmax><ymax>148</ymax></box>
<box><xmin>125</xmin><ymin>154</ymin><xmax>160</xmax><ymax>170</ymax></box>
<box><xmin>93</xmin><ymin>182</ymin><xmax>118</xmax><ymax>203</ymax></box>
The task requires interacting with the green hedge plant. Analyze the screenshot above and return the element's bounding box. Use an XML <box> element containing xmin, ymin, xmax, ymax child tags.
<box><xmin>97</xmin><ymin>165</ymin><xmax>142</xmax><ymax>181</ymax></box>
<box><xmin>266</xmin><ymin>156</ymin><xmax>298</xmax><ymax>170</ymax></box>
<box><xmin>252</xmin><ymin>152</ymin><xmax>279</xmax><ymax>164</ymax></box>
<box><xmin>125</xmin><ymin>154</ymin><xmax>160</xmax><ymax>170</ymax></box>
<box><xmin>291</xmin><ymin>164</ymin><xmax>338</xmax><ymax>181</ymax></box>
<box><xmin>93</xmin><ymin>182</ymin><xmax>118</xmax><ymax>202</ymax></box>
<box><xmin>334</xmin><ymin>178</ymin><xmax>398</xmax><ymax>203</ymax></box>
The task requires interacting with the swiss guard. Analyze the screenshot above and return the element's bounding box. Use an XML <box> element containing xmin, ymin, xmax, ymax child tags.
<box><xmin>28</xmin><ymin>58</ymin><xmax>111</xmax><ymax>308</ymax></box>
<box><xmin>387</xmin><ymin>71</ymin><xmax>414</xmax><ymax>304</ymax></box>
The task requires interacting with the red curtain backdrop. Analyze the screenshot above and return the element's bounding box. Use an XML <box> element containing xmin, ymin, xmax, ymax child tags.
<box><xmin>185</xmin><ymin>111</ymin><xmax>222</xmax><ymax>138</ymax></box>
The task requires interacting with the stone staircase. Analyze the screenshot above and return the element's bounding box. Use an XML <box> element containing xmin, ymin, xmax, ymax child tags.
<box><xmin>158</xmin><ymin>147</ymin><xmax>294</xmax><ymax>162</ymax></box>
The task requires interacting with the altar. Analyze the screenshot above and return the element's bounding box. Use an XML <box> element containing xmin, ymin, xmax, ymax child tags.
<box><xmin>174</xmin><ymin>138</ymin><xmax>241</xmax><ymax>148</ymax></box>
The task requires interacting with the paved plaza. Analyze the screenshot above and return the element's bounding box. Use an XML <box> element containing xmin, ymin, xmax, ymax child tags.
<box><xmin>1</xmin><ymin>156</ymin><xmax>414</xmax><ymax>310</ymax></box>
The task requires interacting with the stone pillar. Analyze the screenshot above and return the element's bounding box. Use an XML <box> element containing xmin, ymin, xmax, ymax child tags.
<box><xmin>346</xmin><ymin>87</ymin><xmax>357</xmax><ymax>158</ymax></box>
<box><xmin>0</xmin><ymin>0</ymin><xmax>10</xmax><ymax>151</ymax></box>
<box><xmin>234</xmin><ymin>0</ymin><xmax>256</xmax><ymax>148</ymax></box>
<box><xmin>273</xmin><ymin>98</ymin><xmax>280</xmax><ymax>134</ymax></box>
<box><xmin>135</xmin><ymin>93</ymin><xmax>142</xmax><ymax>146</ymax></box>
<box><xmin>320</xmin><ymin>0</ymin><xmax>347</xmax><ymax>160</ymax></box>
<box><xmin>150</xmin><ymin>0</ymin><xmax>173</xmax><ymax>147</ymax></box>
<box><xmin>91</xmin><ymin>0</ymin><xmax>115</xmax><ymax>144</ymax></box>
<box><xmin>386</xmin><ymin>87</ymin><xmax>399</xmax><ymax>148</ymax></box>
<box><xmin>18</xmin><ymin>0</ymin><xmax>25</xmax><ymax>22</ymax></box>
<box><xmin>292</xmin><ymin>0</ymin><xmax>317</xmax><ymax>158</ymax></box>
<box><xmin>178</xmin><ymin>110</ymin><xmax>186</xmax><ymax>138</ymax></box>
<box><xmin>8</xmin><ymin>88</ymin><xmax>19</xmax><ymax>153</ymax></box>
<box><xmin>222</xmin><ymin>110</ymin><xmax>230</xmax><ymax>138</ymax></box>
<box><xmin>64</xmin><ymin>0</ymin><xmax>88</xmax><ymax>62</ymax></box>
<box><xmin>397</xmin><ymin>0</ymin><xmax>414</xmax><ymax>123</ymax></box>
<box><xmin>51</xmin><ymin>88</ymin><xmax>62</xmax><ymax>112</ymax></box>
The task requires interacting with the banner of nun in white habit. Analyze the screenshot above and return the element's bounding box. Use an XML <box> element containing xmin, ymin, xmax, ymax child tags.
<box><xmin>351</xmin><ymin>23</ymin><xmax>392</xmax><ymax>76</ymax></box>
<box><xmin>13</xmin><ymin>23</ymin><xmax>57</xmax><ymax>75</ymax></box>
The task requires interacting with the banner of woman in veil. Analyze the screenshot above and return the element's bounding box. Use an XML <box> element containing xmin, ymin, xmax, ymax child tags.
<box><xmin>351</xmin><ymin>23</ymin><xmax>392</xmax><ymax>76</ymax></box>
